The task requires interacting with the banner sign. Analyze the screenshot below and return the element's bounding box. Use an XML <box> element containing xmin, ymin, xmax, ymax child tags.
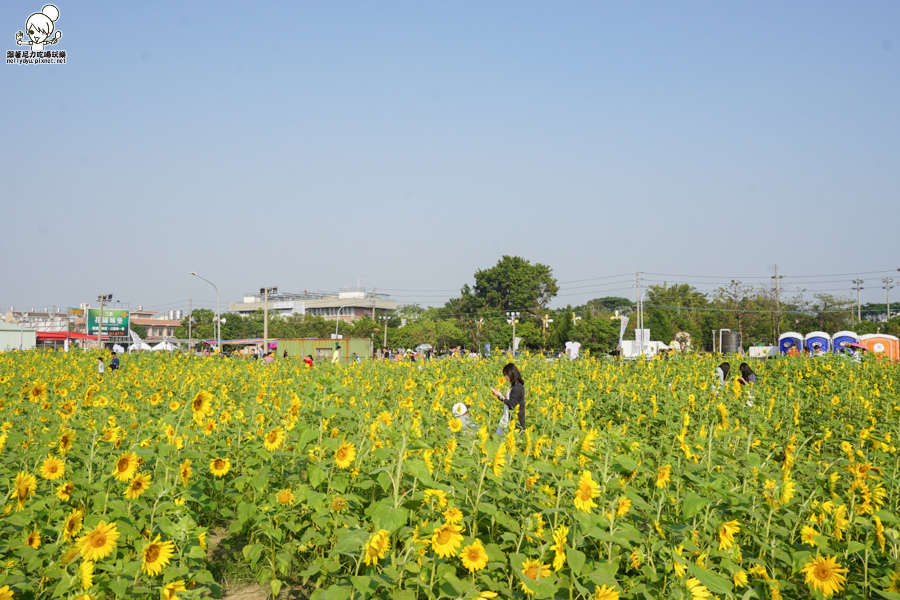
<box><xmin>87</xmin><ymin>308</ymin><xmax>130</xmax><ymax>335</ymax></box>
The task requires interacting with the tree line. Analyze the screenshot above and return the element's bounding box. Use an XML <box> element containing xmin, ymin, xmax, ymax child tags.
<box><xmin>174</xmin><ymin>256</ymin><xmax>900</xmax><ymax>354</ymax></box>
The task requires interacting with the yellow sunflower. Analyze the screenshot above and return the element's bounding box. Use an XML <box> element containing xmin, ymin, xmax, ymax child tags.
<box><xmin>276</xmin><ymin>489</ymin><xmax>295</xmax><ymax>505</ymax></box>
<box><xmin>460</xmin><ymin>539</ymin><xmax>489</xmax><ymax>572</ymax></box>
<box><xmin>209</xmin><ymin>457</ymin><xmax>230</xmax><ymax>477</ymax></box>
<box><xmin>492</xmin><ymin>444</ymin><xmax>506</xmax><ymax>477</ymax></box>
<box><xmin>0</xmin><ymin>586</ymin><xmax>14</xmax><ymax>600</ymax></box>
<box><xmin>179</xmin><ymin>459</ymin><xmax>191</xmax><ymax>486</ymax></box>
<box><xmin>574</xmin><ymin>470</ymin><xmax>599</xmax><ymax>513</ymax></box>
<box><xmin>80</xmin><ymin>560</ymin><xmax>94</xmax><ymax>589</ymax></box>
<box><xmin>124</xmin><ymin>473</ymin><xmax>152</xmax><ymax>500</ymax></box>
<box><xmin>443</xmin><ymin>507</ymin><xmax>463</xmax><ymax>524</ymax></box>
<box><xmin>141</xmin><ymin>534</ymin><xmax>175</xmax><ymax>576</ymax></box>
<box><xmin>334</xmin><ymin>442</ymin><xmax>356</xmax><ymax>469</ymax></box>
<box><xmin>191</xmin><ymin>390</ymin><xmax>214</xmax><ymax>422</ymax></box>
<box><xmin>62</xmin><ymin>508</ymin><xmax>84</xmax><ymax>541</ymax></box>
<box><xmin>520</xmin><ymin>559</ymin><xmax>550</xmax><ymax>594</ymax></box>
<box><xmin>162</xmin><ymin>580</ymin><xmax>187</xmax><ymax>600</ymax></box>
<box><xmin>40</xmin><ymin>455</ymin><xmax>66</xmax><ymax>480</ymax></box>
<box><xmin>263</xmin><ymin>427</ymin><xmax>285</xmax><ymax>451</ymax></box>
<box><xmin>14</xmin><ymin>471</ymin><xmax>37</xmax><ymax>511</ymax></box>
<box><xmin>717</xmin><ymin>520</ymin><xmax>740</xmax><ymax>550</ymax></box>
<box><xmin>655</xmin><ymin>464</ymin><xmax>672</xmax><ymax>488</ymax></box>
<box><xmin>800</xmin><ymin>554</ymin><xmax>848</xmax><ymax>597</ymax></box>
<box><xmin>57</xmin><ymin>480</ymin><xmax>74</xmax><ymax>502</ymax></box>
<box><xmin>686</xmin><ymin>577</ymin><xmax>711</xmax><ymax>599</ymax></box>
<box><xmin>26</xmin><ymin>530</ymin><xmax>41</xmax><ymax>549</ymax></box>
<box><xmin>112</xmin><ymin>452</ymin><xmax>139</xmax><ymax>482</ymax></box>
<box><xmin>431</xmin><ymin>522</ymin><xmax>464</xmax><ymax>558</ymax></box>
<box><xmin>592</xmin><ymin>585</ymin><xmax>620</xmax><ymax>600</ymax></box>
<box><xmin>77</xmin><ymin>520</ymin><xmax>120</xmax><ymax>561</ymax></box>
<box><xmin>448</xmin><ymin>418</ymin><xmax>462</xmax><ymax>433</ymax></box>
<box><xmin>800</xmin><ymin>524</ymin><xmax>818</xmax><ymax>546</ymax></box>
<box><xmin>422</xmin><ymin>489</ymin><xmax>448</xmax><ymax>510</ymax></box>
<box><xmin>364</xmin><ymin>529</ymin><xmax>390</xmax><ymax>566</ymax></box>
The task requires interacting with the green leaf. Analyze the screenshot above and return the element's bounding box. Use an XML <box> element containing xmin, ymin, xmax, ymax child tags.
<box><xmin>368</xmin><ymin>502</ymin><xmax>409</xmax><ymax>532</ymax></box>
<box><xmin>683</xmin><ymin>492</ymin><xmax>708</xmax><ymax>520</ymax></box>
<box><xmin>567</xmin><ymin>548</ymin><xmax>586</xmax><ymax>575</ymax></box>
<box><xmin>406</xmin><ymin>459</ymin><xmax>435</xmax><ymax>486</ymax></box>
<box><xmin>845</xmin><ymin>541</ymin><xmax>868</xmax><ymax>555</ymax></box>
<box><xmin>612</xmin><ymin>455</ymin><xmax>639</xmax><ymax>473</ymax></box>
<box><xmin>351</xmin><ymin>575</ymin><xmax>378</xmax><ymax>597</ymax></box>
<box><xmin>686</xmin><ymin>564</ymin><xmax>733</xmax><ymax>595</ymax></box>
<box><xmin>308</xmin><ymin>464</ymin><xmax>326</xmax><ymax>488</ymax></box>
<box><xmin>333</xmin><ymin>528</ymin><xmax>369</xmax><ymax>555</ymax></box>
<box><xmin>242</xmin><ymin>543</ymin><xmax>264</xmax><ymax>568</ymax></box>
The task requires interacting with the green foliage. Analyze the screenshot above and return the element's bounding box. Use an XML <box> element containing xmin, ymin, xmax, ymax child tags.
<box><xmin>447</xmin><ymin>255</ymin><xmax>559</xmax><ymax>314</ymax></box>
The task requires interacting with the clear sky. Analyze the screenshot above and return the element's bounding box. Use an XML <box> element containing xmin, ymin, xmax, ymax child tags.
<box><xmin>2</xmin><ymin>1</ymin><xmax>899</xmax><ymax>315</ymax></box>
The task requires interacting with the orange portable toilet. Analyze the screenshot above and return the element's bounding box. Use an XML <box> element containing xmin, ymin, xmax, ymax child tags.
<box><xmin>859</xmin><ymin>334</ymin><xmax>899</xmax><ymax>361</ymax></box>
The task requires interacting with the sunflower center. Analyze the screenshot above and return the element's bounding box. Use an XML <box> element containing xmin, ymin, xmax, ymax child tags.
<box><xmin>145</xmin><ymin>545</ymin><xmax>160</xmax><ymax>561</ymax></box>
<box><xmin>435</xmin><ymin>528</ymin><xmax>452</xmax><ymax>544</ymax></box>
<box><xmin>116</xmin><ymin>458</ymin><xmax>129</xmax><ymax>472</ymax></box>
<box><xmin>814</xmin><ymin>566</ymin><xmax>830</xmax><ymax>580</ymax></box>
<box><xmin>91</xmin><ymin>533</ymin><xmax>107</xmax><ymax>548</ymax></box>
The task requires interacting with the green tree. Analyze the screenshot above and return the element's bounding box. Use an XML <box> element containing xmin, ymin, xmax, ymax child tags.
<box><xmin>447</xmin><ymin>255</ymin><xmax>559</xmax><ymax>314</ymax></box>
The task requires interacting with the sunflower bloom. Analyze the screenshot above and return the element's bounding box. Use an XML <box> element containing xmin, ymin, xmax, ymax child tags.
<box><xmin>655</xmin><ymin>464</ymin><xmax>672</xmax><ymax>488</ymax></box>
<box><xmin>112</xmin><ymin>452</ymin><xmax>139</xmax><ymax>482</ymax></box>
<box><xmin>14</xmin><ymin>471</ymin><xmax>37</xmax><ymax>510</ymax></box>
<box><xmin>40</xmin><ymin>455</ymin><xmax>65</xmax><ymax>481</ymax></box>
<box><xmin>449</xmin><ymin>418</ymin><xmax>462</xmax><ymax>433</ymax></box>
<box><xmin>141</xmin><ymin>534</ymin><xmax>175</xmax><ymax>576</ymax></box>
<box><xmin>800</xmin><ymin>554</ymin><xmax>848</xmax><ymax>597</ymax></box>
<box><xmin>124</xmin><ymin>473</ymin><xmax>152</xmax><ymax>500</ymax></box>
<box><xmin>875</xmin><ymin>515</ymin><xmax>885</xmax><ymax>552</ymax></box>
<box><xmin>334</xmin><ymin>442</ymin><xmax>356</xmax><ymax>469</ymax></box>
<box><xmin>492</xmin><ymin>443</ymin><xmax>506</xmax><ymax>477</ymax></box>
<box><xmin>574</xmin><ymin>470</ymin><xmax>599</xmax><ymax>513</ymax></box>
<box><xmin>592</xmin><ymin>585</ymin><xmax>620</xmax><ymax>600</ymax></box>
<box><xmin>443</xmin><ymin>507</ymin><xmax>463</xmax><ymax>524</ymax></box>
<box><xmin>209</xmin><ymin>457</ymin><xmax>230</xmax><ymax>477</ymax></box>
<box><xmin>276</xmin><ymin>489</ymin><xmax>295</xmax><ymax>505</ymax></box>
<box><xmin>77</xmin><ymin>520</ymin><xmax>120</xmax><ymax>561</ymax></box>
<box><xmin>330</xmin><ymin>496</ymin><xmax>348</xmax><ymax>512</ymax></box>
<box><xmin>520</xmin><ymin>559</ymin><xmax>550</xmax><ymax>594</ymax></box>
<box><xmin>179</xmin><ymin>460</ymin><xmax>191</xmax><ymax>486</ymax></box>
<box><xmin>26</xmin><ymin>530</ymin><xmax>41</xmax><ymax>549</ymax></box>
<box><xmin>800</xmin><ymin>525</ymin><xmax>818</xmax><ymax>546</ymax></box>
<box><xmin>686</xmin><ymin>577</ymin><xmax>712</xmax><ymax>599</ymax></box>
<box><xmin>80</xmin><ymin>560</ymin><xmax>94</xmax><ymax>589</ymax></box>
<box><xmin>62</xmin><ymin>508</ymin><xmax>84</xmax><ymax>541</ymax></box>
<box><xmin>263</xmin><ymin>427</ymin><xmax>285</xmax><ymax>452</ymax></box>
<box><xmin>422</xmin><ymin>489</ymin><xmax>448</xmax><ymax>510</ymax></box>
<box><xmin>552</xmin><ymin>525</ymin><xmax>568</xmax><ymax>571</ymax></box>
<box><xmin>162</xmin><ymin>580</ymin><xmax>187</xmax><ymax>600</ymax></box>
<box><xmin>57</xmin><ymin>480</ymin><xmax>74</xmax><ymax>501</ymax></box>
<box><xmin>460</xmin><ymin>539</ymin><xmax>489</xmax><ymax>572</ymax></box>
<box><xmin>191</xmin><ymin>390</ymin><xmax>213</xmax><ymax>422</ymax></box>
<box><xmin>432</xmin><ymin>522</ymin><xmax>464</xmax><ymax>558</ymax></box>
<box><xmin>364</xmin><ymin>529</ymin><xmax>390</xmax><ymax>566</ymax></box>
<box><xmin>733</xmin><ymin>570</ymin><xmax>748</xmax><ymax>588</ymax></box>
<box><xmin>717</xmin><ymin>520</ymin><xmax>740</xmax><ymax>550</ymax></box>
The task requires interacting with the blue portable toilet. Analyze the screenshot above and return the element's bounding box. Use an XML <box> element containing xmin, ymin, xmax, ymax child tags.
<box><xmin>778</xmin><ymin>332</ymin><xmax>803</xmax><ymax>355</ymax></box>
<box><xmin>831</xmin><ymin>331</ymin><xmax>859</xmax><ymax>354</ymax></box>
<box><xmin>805</xmin><ymin>331</ymin><xmax>831</xmax><ymax>354</ymax></box>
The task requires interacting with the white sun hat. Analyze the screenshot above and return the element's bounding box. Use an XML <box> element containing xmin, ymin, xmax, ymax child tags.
<box><xmin>451</xmin><ymin>402</ymin><xmax>467</xmax><ymax>417</ymax></box>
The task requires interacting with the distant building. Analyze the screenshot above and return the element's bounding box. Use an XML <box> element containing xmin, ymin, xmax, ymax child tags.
<box><xmin>228</xmin><ymin>289</ymin><xmax>397</xmax><ymax>322</ymax></box>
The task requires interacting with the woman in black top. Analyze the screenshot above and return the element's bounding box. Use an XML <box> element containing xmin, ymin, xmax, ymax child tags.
<box><xmin>491</xmin><ymin>363</ymin><xmax>525</xmax><ymax>433</ymax></box>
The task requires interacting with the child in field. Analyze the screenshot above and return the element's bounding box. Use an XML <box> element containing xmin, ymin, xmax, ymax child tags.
<box><xmin>715</xmin><ymin>362</ymin><xmax>730</xmax><ymax>394</ymax></box>
<box><xmin>451</xmin><ymin>402</ymin><xmax>477</xmax><ymax>435</ymax></box>
<box><xmin>737</xmin><ymin>362</ymin><xmax>757</xmax><ymax>404</ymax></box>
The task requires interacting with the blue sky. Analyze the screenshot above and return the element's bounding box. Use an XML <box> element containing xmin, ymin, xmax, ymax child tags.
<box><xmin>2</xmin><ymin>1</ymin><xmax>898</xmax><ymax>314</ymax></box>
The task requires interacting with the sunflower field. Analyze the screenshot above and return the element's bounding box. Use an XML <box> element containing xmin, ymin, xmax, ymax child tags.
<box><xmin>1</xmin><ymin>349</ymin><xmax>899</xmax><ymax>600</ymax></box>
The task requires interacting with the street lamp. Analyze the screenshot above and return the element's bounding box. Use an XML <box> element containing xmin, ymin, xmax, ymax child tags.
<box><xmin>260</xmin><ymin>286</ymin><xmax>277</xmax><ymax>356</ymax></box>
<box><xmin>190</xmin><ymin>272</ymin><xmax>221</xmax><ymax>355</ymax></box>
<box><xmin>506</xmin><ymin>311</ymin><xmax>520</xmax><ymax>353</ymax></box>
<box><xmin>97</xmin><ymin>293</ymin><xmax>112</xmax><ymax>350</ymax></box>
<box><xmin>884</xmin><ymin>277</ymin><xmax>894</xmax><ymax>320</ymax></box>
<box><xmin>335</xmin><ymin>304</ymin><xmax>354</xmax><ymax>338</ymax></box>
<box><xmin>379</xmin><ymin>315</ymin><xmax>391</xmax><ymax>350</ymax></box>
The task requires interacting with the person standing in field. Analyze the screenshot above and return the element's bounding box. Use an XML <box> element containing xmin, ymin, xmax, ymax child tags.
<box><xmin>490</xmin><ymin>363</ymin><xmax>525</xmax><ymax>435</ymax></box>
<box><xmin>332</xmin><ymin>345</ymin><xmax>341</xmax><ymax>365</ymax></box>
<box><xmin>97</xmin><ymin>356</ymin><xmax>105</xmax><ymax>375</ymax></box>
<box><xmin>715</xmin><ymin>362</ymin><xmax>730</xmax><ymax>392</ymax></box>
<box><xmin>110</xmin><ymin>352</ymin><xmax>119</xmax><ymax>372</ymax></box>
<box><xmin>737</xmin><ymin>362</ymin><xmax>757</xmax><ymax>402</ymax></box>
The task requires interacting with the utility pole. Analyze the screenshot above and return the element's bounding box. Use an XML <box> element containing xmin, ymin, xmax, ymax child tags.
<box><xmin>97</xmin><ymin>293</ymin><xmax>112</xmax><ymax>350</ymax></box>
<box><xmin>771</xmin><ymin>264</ymin><xmax>784</xmax><ymax>345</ymax></box>
<box><xmin>883</xmin><ymin>277</ymin><xmax>894</xmax><ymax>320</ymax></box>
<box><xmin>188</xmin><ymin>298</ymin><xmax>192</xmax><ymax>353</ymax></box>
<box><xmin>852</xmin><ymin>278</ymin><xmax>864</xmax><ymax>322</ymax></box>
<box><xmin>261</xmin><ymin>286</ymin><xmax>277</xmax><ymax>356</ymax></box>
<box><xmin>506</xmin><ymin>311</ymin><xmax>520</xmax><ymax>353</ymax></box>
<box><xmin>380</xmin><ymin>315</ymin><xmax>390</xmax><ymax>350</ymax></box>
